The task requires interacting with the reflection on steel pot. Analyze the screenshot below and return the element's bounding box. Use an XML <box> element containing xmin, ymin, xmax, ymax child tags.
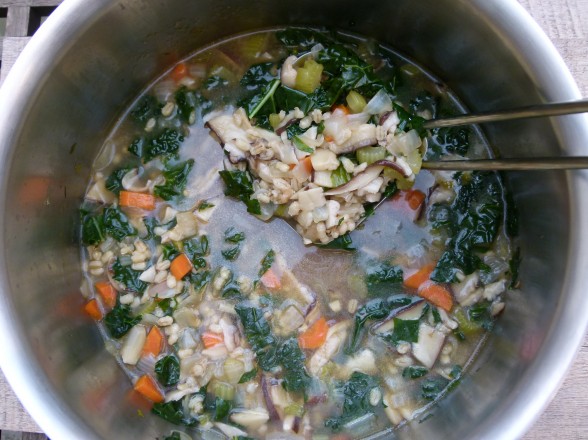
<box><xmin>0</xmin><ymin>0</ymin><xmax>587</xmax><ymax>439</ymax></box>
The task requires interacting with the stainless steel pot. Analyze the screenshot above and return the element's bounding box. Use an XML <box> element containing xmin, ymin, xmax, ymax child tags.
<box><xmin>0</xmin><ymin>0</ymin><xmax>587</xmax><ymax>439</ymax></box>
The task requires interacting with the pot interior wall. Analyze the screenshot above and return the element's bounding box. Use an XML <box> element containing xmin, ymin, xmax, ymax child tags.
<box><xmin>1</xmin><ymin>0</ymin><xmax>571</xmax><ymax>438</ymax></box>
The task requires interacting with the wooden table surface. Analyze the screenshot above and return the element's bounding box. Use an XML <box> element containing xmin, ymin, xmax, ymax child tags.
<box><xmin>0</xmin><ymin>0</ymin><xmax>587</xmax><ymax>438</ymax></box>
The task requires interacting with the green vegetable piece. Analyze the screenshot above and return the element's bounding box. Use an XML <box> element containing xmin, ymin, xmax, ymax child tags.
<box><xmin>330</xmin><ymin>163</ymin><xmax>350</xmax><ymax>187</ymax></box>
<box><xmin>365</xmin><ymin>262</ymin><xmax>403</xmax><ymax>287</ymax></box>
<box><xmin>81</xmin><ymin>213</ymin><xmax>104</xmax><ymax>246</ymax></box>
<box><xmin>325</xmin><ymin>372</ymin><xmax>379</xmax><ymax>431</ymax></box>
<box><xmin>161</xmin><ymin>242</ymin><xmax>180</xmax><ymax>261</ymax></box>
<box><xmin>154</xmin><ymin>159</ymin><xmax>194</xmax><ymax>201</ymax></box>
<box><xmin>102</xmin><ymin>206</ymin><xmax>136</xmax><ymax>241</ymax></box>
<box><xmin>468</xmin><ymin>301</ymin><xmax>494</xmax><ymax>331</ymax></box>
<box><xmin>259</xmin><ymin>249</ymin><xmax>275</xmax><ymax>277</ymax></box>
<box><xmin>318</xmin><ymin>233</ymin><xmax>355</xmax><ymax>251</ymax></box>
<box><xmin>112</xmin><ymin>258</ymin><xmax>148</xmax><ymax>293</ymax></box>
<box><xmin>130</xmin><ymin>95</ymin><xmax>161</xmax><ymax>124</ymax></box>
<box><xmin>224</xmin><ymin>227</ymin><xmax>245</xmax><ymax>243</ymax></box>
<box><xmin>235</xmin><ymin>303</ymin><xmax>277</xmax><ymax>370</ymax></box>
<box><xmin>402</xmin><ymin>366</ymin><xmax>428</xmax><ymax>379</ymax></box>
<box><xmin>174</xmin><ymin>86</ymin><xmax>199</xmax><ymax>124</ymax></box>
<box><xmin>248</xmin><ymin>79</ymin><xmax>280</xmax><ymax>119</ymax></box>
<box><xmin>222</xmin><ymin>246</ymin><xmax>240</xmax><ymax>261</ymax></box>
<box><xmin>152</xmin><ymin>399</ymin><xmax>199</xmax><ymax>427</ymax></box>
<box><xmin>219</xmin><ymin>170</ymin><xmax>261</xmax><ymax>215</ymax></box>
<box><xmin>278</xmin><ymin>338</ymin><xmax>311</xmax><ymax>393</ymax></box>
<box><xmin>158</xmin><ymin>298</ymin><xmax>176</xmax><ymax>316</ymax></box>
<box><xmin>421</xmin><ymin>376</ymin><xmax>450</xmax><ymax>401</ymax></box>
<box><xmin>155</xmin><ymin>355</ymin><xmax>180</xmax><ymax>387</ymax></box>
<box><xmin>128</xmin><ymin>137</ymin><xmax>145</xmax><ymax>158</ymax></box>
<box><xmin>163</xmin><ymin>432</ymin><xmax>182</xmax><ymax>440</ymax></box>
<box><xmin>386</xmin><ymin>319</ymin><xmax>420</xmax><ymax>345</ymax></box>
<box><xmin>104</xmin><ymin>302</ymin><xmax>141</xmax><ymax>339</ymax></box>
<box><xmin>145</xmin><ymin>128</ymin><xmax>184</xmax><ymax>163</ymax></box>
<box><xmin>197</xmin><ymin>201</ymin><xmax>215</xmax><ymax>211</ymax></box>
<box><xmin>356</xmin><ymin>146</ymin><xmax>386</xmax><ymax>165</ymax></box>
<box><xmin>393</xmin><ymin>102</ymin><xmax>426</xmax><ymax>136</ymax></box>
<box><xmin>292</xmin><ymin>136</ymin><xmax>313</xmax><ymax>153</ymax></box>
<box><xmin>189</xmin><ymin>270</ymin><xmax>211</xmax><ymax>291</ymax></box>
<box><xmin>105</xmin><ymin>167</ymin><xmax>132</xmax><ymax>196</ymax></box>
<box><xmin>238</xmin><ymin>368</ymin><xmax>258</xmax><ymax>384</ymax></box>
<box><xmin>431</xmin><ymin>126</ymin><xmax>470</xmax><ymax>156</ymax></box>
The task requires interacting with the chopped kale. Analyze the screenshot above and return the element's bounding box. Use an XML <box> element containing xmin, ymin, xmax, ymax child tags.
<box><xmin>431</xmin><ymin>172</ymin><xmax>504</xmax><ymax>283</ymax></box>
<box><xmin>154</xmin><ymin>159</ymin><xmax>194</xmax><ymax>200</ymax></box>
<box><xmin>155</xmin><ymin>355</ymin><xmax>180</xmax><ymax>387</ymax></box>
<box><xmin>384</xmin><ymin>318</ymin><xmax>420</xmax><ymax>345</ymax></box>
<box><xmin>402</xmin><ymin>366</ymin><xmax>429</xmax><ymax>379</ymax></box>
<box><xmin>197</xmin><ymin>201</ymin><xmax>215</xmax><ymax>211</ymax></box>
<box><xmin>431</xmin><ymin>126</ymin><xmax>470</xmax><ymax>156</ymax></box>
<box><xmin>104</xmin><ymin>302</ymin><xmax>141</xmax><ymax>339</ymax></box>
<box><xmin>238</xmin><ymin>368</ymin><xmax>258</xmax><ymax>383</ymax></box>
<box><xmin>393</xmin><ymin>102</ymin><xmax>426</xmax><ymax>136</ymax></box>
<box><xmin>152</xmin><ymin>400</ymin><xmax>199</xmax><ymax>427</ymax></box>
<box><xmin>158</xmin><ymin>298</ymin><xmax>176</xmax><ymax>316</ymax></box>
<box><xmin>285</xmin><ymin>123</ymin><xmax>305</xmax><ymax>140</ymax></box>
<box><xmin>276</xmin><ymin>27</ymin><xmax>333</xmax><ymax>51</ymax></box>
<box><xmin>225</xmin><ymin>227</ymin><xmax>245</xmax><ymax>243</ymax></box>
<box><xmin>105</xmin><ymin>167</ymin><xmax>132</xmax><ymax>196</ymax></box>
<box><xmin>174</xmin><ymin>86</ymin><xmax>202</xmax><ymax>123</ymax></box>
<box><xmin>348</xmin><ymin>296</ymin><xmax>413</xmax><ymax>352</ymax></box>
<box><xmin>112</xmin><ymin>258</ymin><xmax>148</xmax><ymax>293</ymax></box>
<box><xmin>222</xmin><ymin>246</ymin><xmax>241</xmax><ymax>261</ymax></box>
<box><xmin>238</xmin><ymin>64</ymin><xmax>280</xmax><ymax>121</ymax></box>
<box><xmin>365</xmin><ymin>262</ymin><xmax>403</xmax><ymax>288</ymax></box>
<box><xmin>259</xmin><ymin>249</ymin><xmax>275</xmax><ymax>277</ymax></box>
<box><xmin>189</xmin><ymin>270</ymin><xmax>211</xmax><ymax>291</ymax></box>
<box><xmin>318</xmin><ymin>233</ymin><xmax>355</xmax><ymax>251</ymax></box>
<box><xmin>142</xmin><ymin>217</ymin><xmax>158</xmax><ymax>240</ymax></box>
<box><xmin>81</xmin><ymin>212</ymin><xmax>104</xmax><ymax>246</ymax></box>
<box><xmin>130</xmin><ymin>95</ymin><xmax>161</xmax><ymax>124</ymax></box>
<box><xmin>422</xmin><ymin>376</ymin><xmax>450</xmax><ymax>401</ymax></box>
<box><xmin>145</xmin><ymin>128</ymin><xmax>184</xmax><ymax>162</ymax></box>
<box><xmin>278</xmin><ymin>338</ymin><xmax>311</xmax><ymax>393</ymax></box>
<box><xmin>382</xmin><ymin>180</ymin><xmax>399</xmax><ymax>199</ymax></box>
<box><xmin>204</xmin><ymin>75</ymin><xmax>229</xmax><ymax>91</ymax></box>
<box><xmin>325</xmin><ymin>372</ymin><xmax>380</xmax><ymax>431</ymax></box>
<box><xmin>102</xmin><ymin>206</ymin><xmax>136</xmax><ymax>241</ymax></box>
<box><xmin>219</xmin><ymin>170</ymin><xmax>261</xmax><ymax>215</ymax></box>
<box><xmin>292</xmin><ymin>136</ymin><xmax>313</xmax><ymax>153</ymax></box>
<box><xmin>205</xmin><ymin>396</ymin><xmax>231</xmax><ymax>421</ymax></box>
<box><xmin>161</xmin><ymin>243</ymin><xmax>180</xmax><ymax>261</ymax></box>
<box><xmin>468</xmin><ymin>301</ymin><xmax>494</xmax><ymax>331</ymax></box>
<box><xmin>163</xmin><ymin>432</ymin><xmax>181</xmax><ymax>440</ymax></box>
<box><xmin>235</xmin><ymin>303</ymin><xmax>276</xmax><ymax>370</ymax></box>
<box><xmin>410</xmin><ymin>92</ymin><xmax>438</xmax><ymax>118</ymax></box>
<box><xmin>184</xmin><ymin>235</ymin><xmax>209</xmax><ymax>269</ymax></box>
<box><xmin>128</xmin><ymin>137</ymin><xmax>145</xmax><ymax>158</ymax></box>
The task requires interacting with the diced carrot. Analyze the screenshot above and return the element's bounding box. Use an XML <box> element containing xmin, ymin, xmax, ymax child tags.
<box><xmin>202</xmin><ymin>332</ymin><xmax>224</xmax><ymax>349</ymax></box>
<box><xmin>84</xmin><ymin>299</ymin><xmax>103</xmax><ymax>320</ymax></box>
<box><xmin>403</xmin><ymin>263</ymin><xmax>436</xmax><ymax>290</ymax></box>
<box><xmin>170</xmin><ymin>62</ymin><xmax>188</xmax><ymax>82</ymax></box>
<box><xmin>95</xmin><ymin>281</ymin><xmax>117</xmax><ymax>309</ymax></box>
<box><xmin>300</xmin><ymin>156</ymin><xmax>313</xmax><ymax>174</ymax></box>
<box><xmin>405</xmin><ymin>189</ymin><xmax>426</xmax><ymax>210</ymax></box>
<box><xmin>324</xmin><ymin>135</ymin><xmax>335</xmax><ymax>143</ymax></box>
<box><xmin>133</xmin><ymin>375</ymin><xmax>164</xmax><ymax>403</ymax></box>
<box><xmin>119</xmin><ymin>191</ymin><xmax>156</xmax><ymax>210</ymax></box>
<box><xmin>260</xmin><ymin>268</ymin><xmax>281</xmax><ymax>290</ymax></box>
<box><xmin>142</xmin><ymin>327</ymin><xmax>164</xmax><ymax>357</ymax></box>
<box><xmin>331</xmin><ymin>104</ymin><xmax>350</xmax><ymax>116</ymax></box>
<box><xmin>170</xmin><ymin>253</ymin><xmax>193</xmax><ymax>279</ymax></box>
<box><xmin>298</xmin><ymin>317</ymin><xmax>329</xmax><ymax>350</ymax></box>
<box><xmin>418</xmin><ymin>281</ymin><xmax>454</xmax><ymax>312</ymax></box>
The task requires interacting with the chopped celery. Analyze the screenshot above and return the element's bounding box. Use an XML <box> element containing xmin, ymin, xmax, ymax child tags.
<box><xmin>213</xmin><ymin>381</ymin><xmax>235</xmax><ymax>400</ymax></box>
<box><xmin>269</xmin><ymin>113</ymin><xmax>281</xmax><ymax>129</ymax></box>
<box><xmin>239</xmin><ymin>33</ymin><xmax>270</xmax><ymax>62</ymax></box>
<box><xmin>454</xmin><ymin>308</ymin><xmax>481</xmax><ymax>335</ymax></box>
<box><xmin>346</xmin><ymin>90</ymin><xmax>367</xmax><ymax>113</ymax></box>
<box><xmin>223</xmin><ymin>358</ymin><xmax>245</xmax><ymax>384</ymax></box>
<box><xmin>274</xmin><ymin>203</ymin><xmax>289</xmax><ymax>217</ymax></box>
<box><xmin>295</xmin><ymin>59</ymin><xmax>323</xmax><ymax>94</ymax></box>
<box><xmin>356</xmin><ymin>146</ymin><xmax>387</xmax><ymax>165</ymax></box>
<box><xmin>331</xmin><ymin>163</ymin><xmax>351</xmax><ymax>187</ymax></box>
<box><xmin>383</xmin><ymin>168</ymin><xmax>414</xmax><ymax>190</ymax></box>
<box><xmin>285</xmin><ymin>403</ymin><xmax>305</xmax><ymax>417</ymax></box>
<box><xmin>405</xmin><ymin>149</ymin><xmax>423</xmax><ymax>174</ymax></box>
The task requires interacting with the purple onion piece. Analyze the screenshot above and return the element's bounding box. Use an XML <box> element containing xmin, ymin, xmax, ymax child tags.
<box><xmin>293</xmin><ymin>416</ymin><xmax>301</xmax><ymax>433</ymax></box>
<box><xmin>276</xmin><ymin>118</ymin><xmax>300</xmax><ymax>136</ymax></box>
<box><xmin>324</xmin><ymin>165</ymin><xmax>384</xmax><ymax>196</ymax></box>
<box><xmin>261</xmin><ymin>375</ymin><xmax>281</xmax><ymax>421</ymax></box>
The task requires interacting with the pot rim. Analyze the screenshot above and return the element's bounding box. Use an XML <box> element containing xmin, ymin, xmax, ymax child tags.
<box><xmin>0</xmin><ymin>1</ymin><xmax>586</xmax><ymax>439</ymax></box>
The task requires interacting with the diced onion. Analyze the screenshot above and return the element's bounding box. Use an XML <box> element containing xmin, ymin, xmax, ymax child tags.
<box><xmin>364</xmin><ymin>89</ymin><xmax>393</xmax><ymax>115</ymax></box>
<box><xmin>120</xmin><ymin>325</ymin><xmax>146</xmax><ymax>365</ymax></box>
<box><xmin>223</xmin><ymin>358</ymin><xmax>245</xmax><ymax>384</ymax></box>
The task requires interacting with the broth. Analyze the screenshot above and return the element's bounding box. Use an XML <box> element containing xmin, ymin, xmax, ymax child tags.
<box><xmin>79</xmin><ymin>28</ymin><xmax>516</xmax><ymax>440</ymax></box>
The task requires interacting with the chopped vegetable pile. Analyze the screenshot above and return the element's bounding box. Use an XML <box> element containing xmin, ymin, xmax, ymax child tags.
<box><xmin>79</xmin><ymin>27</ymin><xmax>518</xmax><ymax>440</ymax></box>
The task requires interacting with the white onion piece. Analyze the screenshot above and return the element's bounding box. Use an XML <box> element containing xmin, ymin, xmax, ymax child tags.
<box><xmin>165</xmin><ymin>387</ymin><xmax>200</xmax><ymax>403</ymax></box>
<box><xmin>153</xmin><ymin>79</ymin><xmax>176</xmax><ymax>102</ymax></box>
<box><xmin>324</xmin><ymin>165</ymin><xmax>384</xmax><ymax>196</ymax></box>
<box><xmin>310</xmin><ymin>43</ymin><xmax>325</xmax><ymax>58</ymax></box>
<box><xmin>136</xmin><ymin>354</ymin><xmax>157</xmax><ymax>373</ymax></box>
<box><xmin>257</xmin><ymin>202</ymin><xmax>277</xmax><ymax>221</ymax></box>
<box><xmin>215</xmin><ymin>423</ymin><xmax>248</xmax><ymax>438</ymax></box>
<box><xmin>120</xmin><ymin>325</ymin><xmax>146</xmax><ymax>365</ymax></box>
<box><xmin>148</xmin><ymin>282</ymin><xmax>174</xmax><ymax>298</ymax></box>
<box><xmin>346</xmin><ymin>112</ymin><xmax>371</xmax><ymax>126</ymax></box>
<box><xmin>230</xmin><ymin>408</ymin><xmax>270</xmax><ymax>429</ymax></box>
<box><xmin>364</xmin><ymin>89</ymin><xmax>393</xmax><ymax>115</ymax></box>
<box><xmin>323</xmin><ymin>115</ymin><xmax>347</xmax><ymax>139</ymax></box>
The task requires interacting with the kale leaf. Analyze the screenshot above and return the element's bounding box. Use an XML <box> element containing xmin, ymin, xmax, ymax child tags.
<box><xmin>393</xmin><ymin>102</ymin><xmax>426</xmax><ymax>136</ymax></box>
<box><xmin>154</xmin><ymin>159</ymin><xmax>194</xmax><ymax>200</ymax></box>
<box><xmin>317</xmin><ymin>233</ymin><xmax>355</xmax><ymax>251</ymax></box>
<box><xmin>259</xmin><ymin>249</ymin><xmax>275</xmax><ymax>277</ymax></box>
<box><xmin>235</xmin><ymin>303</ymin><xmax>277</xmax><ymax>369</ymax></box>
<box><xmin>431</xmin><ymin>126</ymin><xmax>470</xmax><ymax>156</ymax></box>
<box><xmin>130</xmin><ymin>129</ymin><xmax>184</xmax><ymax>163</ymax></box>
<box><xmin>224</xmin><ymin>227</ymin><xmax>245</xmax><ymax>243</ymax></box>
<box><xmin>431</xmin><ymin>172</ymin><xmax>504</xmax><ymax>283</ymax></box>
<box><xmin>276</xmin><ymin>27</ymin><xmax>333</xmax><ymax>51</ymax></box>
<box><xmin>384</xmin><ymin>318</ymin><xmax>420</xmax><ymax>345</ymax></box>
<box><xmin>155</xmin><ymin>355</ymin><xmax>180</xmax><ymax>387</ymax></box>
<box><xmin>222</xmin><ymin>246</ymin><xmax>240</xmax><ymax>261</ymax></box>
<box><xmin>105</xmin><ymin>167</ymin><xmax>132</xmax><ymax>196</ymax></box>
<box><xmin>348</xmin><ymin>296</ymin><xmax>413</xmax><ymax>352</ymax></box>
<box><xmin>278</xmin><ymin>338</ymin><xmax>311</xmax><ymax>393</ymax></box>
<box><xmin>421</xmin><ymin>376</ymin><xmax>450</xmax><ymax>401</ymax></box>
<box><xmin>402</xmin><ymin>366</ymin><xmax>429</xmax><ymax>379</ymax></box>
<box><xmin>102</xmin><ymin>206</ymin><xmax>136</xmax><ymax>241</ymax></box>
<box><xmin>112</xmin><ymin>258</ymin><xmax>148</xmax><ymax>293</ymax></box>
<box><xmin>104</xmin><ymin>302</ymin><xmax>141</xmax><ymax>339</ymax></box>
<box><xmin>468</xmin><ymin>300</ymin><xmax>494</xmax><ymax>331</ymax></box>
<box><xmin>184</xmin><ymin>235</ymin><xmax>209</xmax><ymax>269</ymax></box>
<box><xmin>81</xmin><ymin>212</ymin><xmax>104</xmax><ymax>246</ymax></box>
<box><xmin>152</xmin><ymin>400</ymin><xmax>199</xmax><ymax>427</ymax></box>
<box><xmin>238</xmin><ymin>368</ymin><xmax>258</xmax><ymax>383</ymax></box>
<box><xmin>325</xmin><ymin>372</ymin><xmax>380</xmax><ymax>431</ymax></box>
<box><xmin>365</xmin><ymin>262</ymin><xmax>403</xmax><ymax>288</ymax></box>
<box><xmin>219</xmin><ymin>170</ymin><xmax>261</xmax><ymax>215</ymax></box>
<box><xmin>130</xmin><ymin>95</ymin><xmax>161</xmax><ymax>124</ymax></box>
<box><xmin>175</xmin><ymin>86</ymin><xmax>212</xmax><ymax>123</ymax></box>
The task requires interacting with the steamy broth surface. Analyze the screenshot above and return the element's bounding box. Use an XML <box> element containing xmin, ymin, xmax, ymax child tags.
<box><xmin>79</xmin><ymin>28</ymin><xmax>516</xmax><ymax>439</ymax></box>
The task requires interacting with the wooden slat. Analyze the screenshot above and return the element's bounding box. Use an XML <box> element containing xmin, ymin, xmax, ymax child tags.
<box><xmin>5</xmin><ymin>6</ymin><xmax>29</xmax><ymax>37</ymax></box>
<box><xmin>0</xmin><ymin>36</ymin><xmax>30</xmax><ymax>82</ymax></box>
<box><xmin>0</xmin><ymin>1</ymin><xmax>60</xmax><ymax>7</ymax></box>
<box><xmin>0</xmin><ymin>431</ymin><xmax>48</xmax><ymax>440</ymax></box>
<box><xmin>0</xmin><ymin>372</ymin><xmax>40</xmax><ymax>433</ymax></box>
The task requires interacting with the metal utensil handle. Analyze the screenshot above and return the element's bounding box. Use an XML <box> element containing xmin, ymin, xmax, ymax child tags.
<box><xmin>422</xmin><ymin>157</ymin><xmax>588</xmax><ymax>171</ymax></box>
<box><xmin>423</xmin><ymin>99</ymin><xmax>588</xmax><ymax>129</ymax></box>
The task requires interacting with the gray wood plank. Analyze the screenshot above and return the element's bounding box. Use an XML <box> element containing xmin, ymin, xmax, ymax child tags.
<box><xmin>0</xmin><ymin>36</ymin><xmax>30</xmax><ymax>82</ymax></box>
<box><xmin>5</xmin><ymin>6</ymin><xmax>29</xmax><ymax>37</ymax></box>
<box><xmin>0</xmin><ymin>1</ymin><xmax>60</xmax><ymax>7</ymax></box>
<box><xmin>0</xmin><ymin>431</ymin><xmax>49</xmax><ymax>440</ymax></box>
